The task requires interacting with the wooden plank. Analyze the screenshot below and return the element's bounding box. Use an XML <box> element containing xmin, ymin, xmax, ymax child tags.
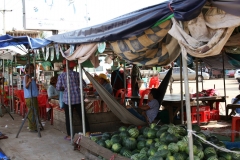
<box><xmin>79</xmin><ymin>147</ymin><xmax>100</xmax><ymax>160</ymax></box>
<box><xmin>53</xmin><ymin>119</ymin><xmax>66</xmax><ymax>133</ymax></box>
<box><xmin>74</xmin><ymin>134</ymin><xmax>129</xmax><ymax>160</ymax></box>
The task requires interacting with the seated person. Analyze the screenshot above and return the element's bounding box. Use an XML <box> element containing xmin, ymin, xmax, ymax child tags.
<box><xmin>94</xmin><ymin>73</ymin><xmax>113</xmax><ymax>96</ymax></box>
<box><xmin>47</xmin><ymin>76</ymin><xmax>59</xmax><ymax>99</ymax></box>
<box><xmin>126</xmin><ymin>88</ymin><xmax>159</xmax><ymax>123</ymax></box>
<box><xmin>231</xmin><ymin>95</ymin><xmax>240</xmax><ymax>115</ymax></box>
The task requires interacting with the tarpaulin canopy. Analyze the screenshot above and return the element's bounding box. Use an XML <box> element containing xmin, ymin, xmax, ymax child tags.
<box><xmin>0</xmin><ymin>45</ymin><xmax>27</xmax><ymax>60</ymax></box>
<box><xmin>0</xmin><ymin>35</ymin><xmax>51</xmax><ymax>49</ymax></box>
<box><xmin>46</xmin><ymin>0</ymin><xmax>206</xmax><ymax>44</ymax></box>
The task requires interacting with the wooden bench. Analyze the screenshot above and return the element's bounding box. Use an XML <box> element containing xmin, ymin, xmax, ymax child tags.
<box><xmin>226</xmin><ymin>104</ymin><xmax>240</xmax><ymax>119</ymax></box>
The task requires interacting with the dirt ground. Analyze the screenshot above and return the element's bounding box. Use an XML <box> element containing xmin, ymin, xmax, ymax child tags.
<box><xmin>0</xmin><ymin>114</ymin><xmax>84</xmax><ymax>160</ymax></box>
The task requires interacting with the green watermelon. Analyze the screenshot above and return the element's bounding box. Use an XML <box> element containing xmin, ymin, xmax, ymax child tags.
<box><xmin>153</xmin><ymin>125</ymin><xmax>161</xmax><ymax>131</ymax></box>
<box><xmin>204</xmin><ymin>147</ymin><xmax>217</xmax><ymax>157</ymax></box>
<box><xmin>177</xmin><ymin>140</ymin><xmax>188</xmax><ymax>152</ymax></box>
<box><xmin>196</xmin><ymin>150</ymin><xmax>204</xmax><ymax>159</ymax></box>
<box><xmin>127</xmin><ymin>125</ymin><xmax>136</xmax><ymax>131</ymax></box>
<box><xmin>168</xmin><ymin>143</ymin><xmax>179</xmax><ymax>153</ymax></box>
<box><xmin>186</xmin><ymin>156</ymin><xmax>201</xmax><ymax>160</ymax></box>
<box><xmin>120</xmin><ymin>147</ymin><xmax>127</xmax><ymax>155</ymax></box>
<box><xmin>157</xmin><ymin>144</ymin><xmax>168</xmax><ymax>151</ymax></box>
<box><xmin>140</xmin><ymin>147</ymin><xmax>148</xmax><ymax>154</ymax></box>
<box><xmin>207</xmin><ymin>135</ymin><xmax>219</xmax><ymax>144</ymax></box>
<box><xmin>155</xmin><ymin>149</ymin><xmax>171</xmax><ymax>158</ymax></box>
<box><xmin>155</xmin><ymin>141</ymin><xmax>166</xmax><ymax>148</ymax></box>
<box><xmin>148</xmin><ymin>155</ymin><xmax>164</xmax><ymax>160</ymax></box>
<box><xmin>145</xmin><ymin>139</ymin><xmax>154</xmax><ymax>148</ymax></box>
<box><xmin>101</xmin><ymin>135</ymin><xmax>110</xmax><ymax>141</ymax></box>
<box><xmin>139</xmin><ymin>126</ymin><xmax>147</xmax><ymax>134</ymax></box>
<box><xmin>128</xmin><ymin>127</ymin><xmax>139</xmax><ymax>138</ymax></box>
<box><xmin>147</xmin><ymin>147</ymin><xmax>157</xmax><ymax>156</ymax></box>
<box><xmin>90</xmin><ymin>136</ymin><xmax>98</xmax><ymax>142</ymax></box>
<box><xmin>124</xmin><ymin>137</ymin><xmax>137</xmax><ymax>151</ymax></box>
<box><xmin>131</xmin><ymin>149</ymin><xmax>140</xmax><ymax>155</ymax></box>
<box><xmin>119</xmin><ymin>126</ymin><xmax>127</xmax><ymax>132</ymax></box>
<box><xmin>218</xmin><ymin>152</ymin><xmax>232</xmax><ymax>160</ymax></box>
<box><xmin>166</xmin><ymin>133</ymin><xmax>178</xmax><ymax>144</ymax></box>
<box><xmin>207</xmin><ymin>156</ymin><xmax>218</xmax><ymax>160</ymax></box>
<box><xmin>186</xmin><ymin>145</ymin><xmax>198</xmax><ymax>155</ymax></box>
<box><xmin>112</xmin><ymin>143</ymin><xmax>122</xmax><ymax>153</ymax></box>
<box><xmin>159</xmin><ymin>124</ymin><xmax>169</xmax><ymax>132</ymax></box>
<box><xmin>192</xmin><ymin>124</ymin><xmax>201</xmax><ymax>132</ymax></box>
<box><xmin>97</xmin><ymin>139</ymin><xmax>106</xmax><ymax>147</ymax></box>
<box><xmin>137</xmin><ymin>135</ymin><xmax>146</xmax><ymax>141</ymax></box>
<box><xmin>137</xmin><ymin>141</ymin><xmax>145</xmax><ymax>150</ymax></box>
<box><xmin>231</xmin><ymin>148</ymin><xmax>240</xmax><ymax>160</ymax></box>
<box><xmin>156</xmin><ymin>129</ymin><xmax>165</xmax><ymax>138</ymax></box>
<box><xmin>145</xmin><ymin>128</ymin><xmax>156</xmax><ymax>139</ymax></box>
<box><xmin>104</xmin><ymin>139</ymin><xmax>113</xmax><ymax>149</ymax></box>
<box><xmin>173</xmin><ymin>153</ymin><xmax>185</xmax><ymax>160</ymax></box>
<box><xmin>195</xmin><ymin>132</ymin><xmax>207</xmax><ymax>143</ymax></box>
<box><xmin>154</xmin><ymin>138</ymin><xmax>160</xmax><ymax>142</ymax></box>
<box><xmin>102</xmin><ymin>132</ymin><xmax>111</xmax><ymax>137</ymax></box>
<box><xmin>122</xmin><ymin>149</ymin><xmax>132</xmax><ymax>158</ymax></box>
<box><xmin>166</xmin><ymin>156</ymin><xmax>175</xmax><ymax>160</ymax></box>
<box><xmin>111</xmin><ymin>135</ymin><xmax>121</xmax><ymax>144</ymax></box>
<box><xmin>119</xmin><ymin>131</ymin><xmax>130</xmax><ymax>138</ymax></box>
<box><xmin>150</xmin><ymin>123</ymin><xmax>157</xmax><ymax>129</ymax></box>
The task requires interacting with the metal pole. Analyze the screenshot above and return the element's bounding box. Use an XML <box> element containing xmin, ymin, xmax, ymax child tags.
<box><xmin>180</xmin><ymin>21</ymin><xmax>194</xmax><ymax>160</ymax></box>
<box><xmin>123</xmin><ymin>61</ymin><xmax>126</xmax><ymax>107</ymax></box>
<box><xmin>79</xmin><ymin>64</ymin><xmax>86</xmax><ymax>136</ymax></box>
<box><xmin>11</xmin><ymin>59</ymin><xmax>14</xmax><ymax>113</ymax></box>
<box><xmin>195</xmin><ymin>59</ymin><xmax>200</xmax><ymax>125</ymax></box>
<box><xmin>180</xmin><ymin>56</ymin><xmax>184</xmax><ymax>124</ymax></box>
<box><xmin>66</xmin><ymin>60</ymin><xmax>73</xmax><ymax>143</ymax></box>
<box><xmin>222</xmin><ymin>52</ymin><xmax>227</xmax><ymax>110</ymax></box>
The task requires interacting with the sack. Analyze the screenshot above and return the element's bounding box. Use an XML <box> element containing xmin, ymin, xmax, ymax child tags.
<box><xmin>59</xmin><ymin>91</ymin><xmax>64</xmax><ymax>109</ymax></box>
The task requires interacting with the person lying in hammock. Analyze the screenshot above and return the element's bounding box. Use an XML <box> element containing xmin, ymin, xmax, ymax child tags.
<box><xmin>126</xmin><ymin>88</ymin><xmax>159</xmax><ymax>123</ymax></box>
<box><xmin>94</xmin><ymin>73</ymin><xmax>113</xmax><ymax>96</ymax></box>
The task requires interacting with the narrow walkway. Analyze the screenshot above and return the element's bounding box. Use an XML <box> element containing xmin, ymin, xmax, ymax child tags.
<box><xmin>0</xmin><ymin>113</ymin><xmax>84</xmax><ymax>160</ymax></box>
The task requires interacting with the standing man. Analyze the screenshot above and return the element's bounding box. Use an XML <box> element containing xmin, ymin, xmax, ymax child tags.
<box><xmin>131</xmin><ymin>64</ymin><xmax>142</xmax><ymax>97</ymax></box>
<box><xmin>56</xmin><ymin>60</ymin><xmax>90</xmax><ymax>140</ymax></box>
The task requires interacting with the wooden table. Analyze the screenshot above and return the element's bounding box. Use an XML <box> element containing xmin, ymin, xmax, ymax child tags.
<box><xmin>162</xmin><ymin>94</ymin><xmax>227</xmax><ymax>123</ymax></box>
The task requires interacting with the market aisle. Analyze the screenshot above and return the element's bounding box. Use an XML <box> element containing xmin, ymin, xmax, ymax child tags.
<box><xmin>0</xmin><ymin>113</ymin><xmax>84</xmax><ymax>160</ymax></box>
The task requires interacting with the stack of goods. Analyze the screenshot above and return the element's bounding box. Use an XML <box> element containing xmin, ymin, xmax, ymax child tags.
<box><xmin>90</xmin><ymin>123</ymin><xmax>240</xmax><ymax>160</ymax></box>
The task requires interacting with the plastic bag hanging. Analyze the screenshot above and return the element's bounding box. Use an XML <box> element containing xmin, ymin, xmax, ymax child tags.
<box><xmin>69</xmin><ymin>45</ymin><xmax>75</xmax><ymax>55</ymax></box>
<box><xmin>54</xmin><ymin>44</ymin><xmax>59</xmax><ymax>60</ymax></box>
<box><xmin>50</xmin><ymin>47</ymin><xmax>54</xmax><ymax>61</ymax></box>
<box><xmin>98</xmin><ymin>42</ymin><xmax>106</xmax><ymax>53</ymax></box>
<box><xmin>41</xmin><ymin>47</ymin><xmax>46</xmax><ymax>60</ymax></box>
<box><xmin>36</xmin><ymin>49</ymin><xmax>40</xmax><ymax>59</ymax></box>
<box><xmin>45</xmin><ymin>47</ymin><xmax>49</xmax><ymax>61</ymax></box>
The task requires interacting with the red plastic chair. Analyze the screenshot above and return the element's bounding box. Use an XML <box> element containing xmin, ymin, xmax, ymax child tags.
<box><xmin>149</xmin><ymin>76</ymin><xmax>160</xmax><ymax>89</ymax></box>
<box><xmin>37</xmin><ymin>94</ymin><xmax>49</xmax><ymax>120</ymax></box>
<box><xmin>231</xmin><ymin>116</ymin><xmax>240</xmax><ymax>142</ymax></box>
<box><xmin>115</xmin><ymin>89</ymin><xmax>126</xmax><ymax>105</ymax></box>
<box><xmin>139</xmin><ymin>89</ymin><xmax>151</xmax><ymax>107</ymax></box>
<box><xmin>14</xmin><ymin>90</ymin><xmax>27</xmax><ymax>117</ymax></box>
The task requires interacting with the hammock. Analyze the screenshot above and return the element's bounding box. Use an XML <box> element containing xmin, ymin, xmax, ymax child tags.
<box><xmin>84</xmin><ymin>68</ymin><xmax>172</xmax><ymax>126</ymax></box>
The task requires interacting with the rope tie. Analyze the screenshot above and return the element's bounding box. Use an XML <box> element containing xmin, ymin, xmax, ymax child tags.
<box><xmin>191</xmin><ymin>131</ymin><xmax>240</xmax><ymax>154</ymax></box>
<box><xmin>187</xmin><ymin>129</ymin><xmax>196</xmax><ymax>138</ymax></box>
<box><xmin>110</xmin><ymin>154</ymin><xmax>116</xmax><ymax>160</ymax></box>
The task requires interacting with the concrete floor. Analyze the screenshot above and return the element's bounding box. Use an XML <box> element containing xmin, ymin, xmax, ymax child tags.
<box><xmin>0</xmin><ymin>113</ymin><xmax>85</xmax><ymax>160</ymax></box>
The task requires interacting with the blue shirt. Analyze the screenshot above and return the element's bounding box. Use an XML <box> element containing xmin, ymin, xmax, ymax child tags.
<box><xmin>95</xmin><ymin>82</ymin><xmax>113</xmax><ymax>96</ymax></box>
<box><xmin>231</xmin><ymin>98</ymin><xmax>240</xmax><ymax>113</ymax></box>
<box><xmin>23</xmin><ymin>75</ymin><xmax>39</xmax><ymax>98</ymax></box>
<box><xmin>56</xmin><ymin>70</ymin><xmax>86</xmax><ymax>105</ymax></box>
<box><xmin>146</xmin><ymin>99</ymin><xmax>159</xmax><ymax>123</ymax></box>
<box><xmin>47</xmin><ymin>85</ymin><xmax>59</xmax><ymax>98</ymax></box>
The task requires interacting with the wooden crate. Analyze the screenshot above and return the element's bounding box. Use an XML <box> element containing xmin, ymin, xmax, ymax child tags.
<box><xmin>53</xmin><ymin>108</ymin><xmax>121</xmax><ymax>133</ymax></box>
<box><xmin>73</xmin><ymin>134</ymin><xmax>129</xmax><ymax>160</ymax></box>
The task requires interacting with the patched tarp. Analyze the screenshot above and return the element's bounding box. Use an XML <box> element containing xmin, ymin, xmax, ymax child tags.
<box><xmin>0</xmin><ymin>35</ymin><xmax>51</xmax><ymax>49</ymax></box>
<box><xmin>109</xmin><ymin>20</ymin><xmax>180</xmax><ymax>66</ymax></box>
<box><xmin>168</xmin><ymin>8</ymin><xmax>240</xmax><ymax>58</ymax></box>
<box><xmin>46</xmin><ymin>0</ymin><xmax>206</xmax><ymax>44</ymax></box>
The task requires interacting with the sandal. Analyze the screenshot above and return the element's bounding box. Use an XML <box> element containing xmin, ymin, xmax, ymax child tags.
<box><xmin>0</xmin><ymin>135</ymin><xmax>8</xmax><ymax>140</ymax></box>
<box><xmin>64</xmin><ymin>136</ymin><xmax>71</xmax><ymax>141</ymax></box>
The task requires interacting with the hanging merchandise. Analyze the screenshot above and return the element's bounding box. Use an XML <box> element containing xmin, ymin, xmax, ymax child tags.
<box><xmin>50</xmin><ymin>47</ymin><xmax>54</xmax><ymax>61</ymax></box>
<box><xmin>59</xmin><ymin>45</ymin><xmax>65</xmax><ymax>55</ymax></box>
<box><xmin>69</xmin><ymin>45</ymin><xmax>75</xmax><ymax>55</ymax></box>
<box><xmin>41</xmin><ymin>47</ymin><xmax>46</xmax><ymax>60</ymax></box>
<box><xmin>98</xmin><ymin>42</ymin><xmax>106</xmax><ymax>53</ymax></box>
<box><xmin>55</xmin><ymin>44</ymin><xmax>60</xmax><ymax>60</ymax></box>
<box><xmin>45</xmin><ymin>47</ymin><xmax>49</xmax><ymax>61</ymax></box>
<box><xmin>36</xmin><ymin>49</ymin><xmax>40</xmax><ymax>59</ymax></box>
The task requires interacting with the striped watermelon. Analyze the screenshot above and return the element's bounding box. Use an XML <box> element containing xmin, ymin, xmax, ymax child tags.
<box><xmin>137</xmin><ymin>141</ymin><xmax>145</xmax><ymax>150</ymax></box>
<box><xmin>157</xmin><ymin>144</ymin><xmax>168</xmax><ymax>151</ymax></box>
<box><xmin>112</xmin><ymin>143</ymin><xmax>122</xmax><ymax>153</ymax></box>
<box><xmin>168</xmin><ymin>143</ymin><xmax>179</xmax><ymax>153</ymax></box>
<box><xmin>147</xmin><ymin>147</ymin><xmax>157</xmax><ymax>156</ymax></box>
<box><xmin>204</xmin><ymin>147</ymin><xmax>217</xmax><ymax>157</ymax></box>
<box><xmin>128</xmin><ymin>128</ymin><xmax>139</xmax><ymax>138</ymax></box>
<box><xmin>122</xmin><ymin>149</ymin><xmax>132</xmax><ymax>158</ymax></box>
<box><xmin>124</xmin><ymin>137</ymin><xmax>137</xmax><ymax>151</ymax></box>
<box><xmin>177</xmin><ymin>140</ymin><xmax>188</xmax><ymax>152</ymax></box>
<box><xmin>118</xmin><ymin>126</ymin><xmax>127</xmax><ymax>132</ymax></box>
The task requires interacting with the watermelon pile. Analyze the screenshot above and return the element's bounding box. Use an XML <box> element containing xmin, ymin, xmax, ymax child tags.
<box><xmin>91</xmin><ymin>124</ymin><xmax>240</xmax><ymax>160</ymax></box>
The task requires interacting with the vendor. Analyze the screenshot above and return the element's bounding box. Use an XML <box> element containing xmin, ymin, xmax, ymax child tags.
<box><xmin>94</xmin><ymin>73</ymin><xmax>113</xmax><ymax>96</ymax></box>
<box><xmin>47</xmin><ymin>76</ymin><xmax>59</xmax><ymax>99</ymax></box>
<box><xmin>231</xmin><ymin>94</ymin><xmax>240</xmax><ymax>115</ymax></box>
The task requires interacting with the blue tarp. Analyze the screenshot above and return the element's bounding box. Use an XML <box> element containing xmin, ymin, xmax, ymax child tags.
<box><xmin>0</xmin><ymin>35</ymin><xmax>51</xmax><ymax>49</ymax></box>
<box><xmin>46</xmin><ymin>0</ymin><xmax>206</xmax><ymax>44</ymax></box>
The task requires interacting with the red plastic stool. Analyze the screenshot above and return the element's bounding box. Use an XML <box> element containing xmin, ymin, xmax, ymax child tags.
<box><xmin>210</xmin><ymin>110</ymin><xmax>220</xmax><ymax>120</ymax></box>
<box><xmin>231</xmin><ymin>116</ymin><xmax>240</xmax><ymax>142</ymax></box>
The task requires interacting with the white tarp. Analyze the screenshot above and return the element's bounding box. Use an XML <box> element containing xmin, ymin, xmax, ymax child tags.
<box><xmin>168</xmin><ymin>8</ymin><xmax>240</xmax><ymax>58</ymax></box>
<box><xmin>0</xmin><ymin>45</ymin><xmax>27</xmax><ymax>60</ymax></box>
